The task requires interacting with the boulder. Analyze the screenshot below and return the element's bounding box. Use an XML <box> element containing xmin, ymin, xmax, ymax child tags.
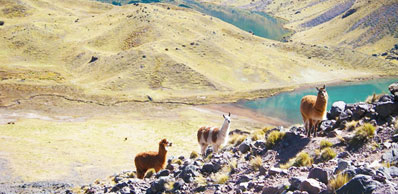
<box><xmin>375</xmin><ymin>101</ymin><xmax>398</xmax><ymax>118</ymax></box>
<box><xmin>149</xmin><ymin>177</ymin><xmax>168</xmax><ymax>193</ymax></box>
<box><xmin>268</xmin><ymin>168</ymin><xmax>288</xmax><ymax>176</ymax></box>
<box><xmin>155</xmin><ymin>169</ymin><xmax>170</xmax><ymax>178</ymax></box>
<box><xmin>336</xmin><ymin>175</ymin><xmax>380</xmax><ymax>194</ymax></box>
<box><xmin>382</xmin><ymin>148</ymin><xmax>398</xmax><ymax>164</ymax></box>
<box><xmin>178</xmin><ymin>165</ymin><xmax>199</xmax><ymax>183</ymax></box>
<box><xmin>201</xmin><ymin>163</ymin><xmax>215</xmax><ymax>173</ymax></box>
<box><xmin>237</xmin><ymin>175</ymin><xmax>251</xmax><ymax>184</ymax></box>
<box><xmin>329</xmin><ymin>101</ymin><xmax>346</xmax><ymax>119</ymax></box>
<box><xmin>289</xmin><ymin>177</ymin><xmax>306</xmax><ymax>190</ymax></box>
<box><xmin>299</xmin><ymin>178</ymin><xmax>326</xmax><ymax>194</ymax></box>
<box><xmin>335</xmin><ymin>160</ymin><xmax>350</xmax><ymax>174</ymax></box>
<box><xmin>389</xmin><ymin>82</ymin><xmax>398</xmax><ymax>96</ymax></box>
<box><xmin>308</xmin><ymin>167</ymin><xmax>329</xmax><ymax>184</ymax></box>
<box><xmin>239</xmin><ymin>140</ymin><xmax>251</xmax><ymax>154</ymax></box>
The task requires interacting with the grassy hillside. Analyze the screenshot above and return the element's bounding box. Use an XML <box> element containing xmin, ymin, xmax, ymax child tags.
<box><xmin>1</xmin><ymin>0</ymin><xmax>396</xmax><ymax>107</ymax></box>
<box><xmin>0</xmin><ymin>0</ymin><xmax>397</xmax><ymax>185</ymax></box>
<box><xmin>201</xmin><ymin>0</ymin><xmax>398</xmax><ymax>55</ymax></box>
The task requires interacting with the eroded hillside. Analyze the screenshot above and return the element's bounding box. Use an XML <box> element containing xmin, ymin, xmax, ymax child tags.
<box><xmin>1</xmin><ymin>0</ymin><xmax>396</xmax><ymax>107</ymax></box>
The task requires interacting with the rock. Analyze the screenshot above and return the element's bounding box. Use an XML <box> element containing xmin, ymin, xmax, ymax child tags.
<box><xmin>379</xmin><ymin>95</ymin><xmax>394</xmax><ymax>102</ymax></box>
<box><xmin>335</xmin><ymin>160</ymin><xmax>350</xmax><ymax>174</ymax></box>
<box><xmin>262</xmin><ymin>184</ymin><xmax>288</xmax><ymax>194</ymax></box>
<box><xmin>194</xmin><ymin>186</ymin><xmax>206</xmax><ymax>192</ymax></box>
<box><xmin>178</xmin><ymin>165</ymin><xmax>199</xmax><ymax>183</ymax></box>
<box><xmin>237</xmin><ymin>175</ymin><xmax>251</xmax><ymax>184</ymax></box>
<box><xmin>269</xmin><ymin>168</ymin><xmax>288</xmax><ymax>176</ymax></box>
<box><xmin>319</xmin><ymin>120</ymin><xmax>336</xmax><ymax>131</ymax></box>
<box><xmin>239</xmin><ymin>182</ymin><xmax>249</xmax><ymax>191</ymax></box>
<box><xmin>337</xmin><ymin>151</ymin><xmax>351</xmax><ymax>159</ymax></box>
<box><xmin>155</xmin><ymin>169</ymin><xmax>170</xmax><ymax>178</ymax></box>
<box><xmin>308</xmin><ymin>168</ymin><xmax>329</xmax><ymax>184</ymax></box>
<box><xmin>149</xmin><ymin>177</ymin><xmax>167</xmax><ymax>193</ymax></box>
<box><xmin>389</xmin><ymin>166</ymin><xmax>398</xmax><ymax>177</ymax></box>
<box><xmin>329</xmin><ymin>101</ymin><xmax>346</xmax><ymax>119</ymax></box>
<box><xmin>389</xmin><ymin>82</ymin><xmax>398</xmax><ymax>94</ymax></box>
<box><xmin>289</xmin><ymin>177</ymin><xmax>306</xmax><ymax>190</ymax></box>
<box><xmin>201</xmin><ymin>163</ymin><xmax>215</xmax><ymax>173</ymax></box>
<box><xmin>336</xmin><ymin>175</ymin><xmax>380</xmax><ymax>194</ymax></box>
<box><xmin>299</xmin><ymin>178</ymin><xmax>326</xmax><ymax>194</ymax></box>
<box><xmin>88</xmin><ymin>56</ymin><xmax>98</xmax><ymax>63</ymax></box>
<box><xmin>392</xmin><ymin>134</ymin><xmax>398</xmax><ymax>142</ymax></box>
<box><xmin>110</xmin><ymin>182</ymin><xmax>128</xmax><ymax>192</ymax></box>
<box><xmin>381</xmin><ymin>52</ymin><xmax>388</xmax><ymax>56</ymax></box>
<box><xmin>373</xmin><ymin>181</ymin><xmax>398</xmax><ymax>194</ymax></box>
<box><xmin>239</xmin><ymin>140</ymin><xmax>251</xmax><ymax>154</ymax></box>
<box><xmin>375</xmin><ymin>101</ymin><xmax>398</xmax><ymax>118</ymax></box>
<box><xmin>120</xmin><ymin>187</ymin><xmax>130</xmax><ymax>194</ymax></box>
<box><xmin>0</xmin><ymin>21</ymin><xmax>4</xmax><ymax>26</ymax></box>
<box><xmin>382</xmin><ymin>148</ymin><xmax>398</xmax><ymax>164</ymax></box>
<box><xmin>254</xmin><ymin>140</ymin><xmax>267</xmax><ymax>149</ymax></box>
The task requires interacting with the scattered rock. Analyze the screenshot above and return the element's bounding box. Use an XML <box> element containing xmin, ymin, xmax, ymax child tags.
<box><xmin>88</xmin><ymin>56</ymin><xmax>98</xmax><ymax>63</ymax></box>
<box><xmin>335</xmin><ymin>160</ymin><xmax>350</xmax><ymax>174</ymax></box>
<box><xmin>308</xmin><ymin>167</ymin><xmax>329</xmax><ymax>184</ymax></box>
<box><xmin>0</xmin><ymin>21</ymin><xmax>4</xmax><ymax>26</ymax></box>
<box><xmin>329</xmin><ymin>101</ymin><xmax>346</xmax><ymax>119</ymax></box>
<box><xmin>238</xmin><ymin>140</ymin><xmax>251</xmax><ymax>154</ymax></box>
<box><xmin>155</xmin><ymin>169</ymin><xmax>170</xmax><ymax>178</ymax></box>
<box><xmin>201</xmin><ymin>163</ymin><xmax>215</xmax><ymax>173</ymax></box>
<box><xmin>336</xmin><ymin>175</ymin><xmax>380</xmax><ymax>194</ymax></box>
<box><xmin>269</xmin><ymin>167</ymin><xmax>287</xmax><ymax>176</ymax></box>
<box><xmin>299</xmin><ymin>178</ymin><xmax>326</xmax><ymax>194</ymax></box>
<box><xmin>289</xmin><ymin>177</ymin><xmax>306</xmax><ymax>190</ymax></box>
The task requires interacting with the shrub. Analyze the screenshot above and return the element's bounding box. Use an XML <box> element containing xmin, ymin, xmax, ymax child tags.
<box><xmin>320</xmin><ymin>147</ymin><xmax>337</xmax><ymax>161</ymax></box>
<box><xmin>365</xmin><ymin>93</ymin><xmax>383</xmax><ymax>104</ymax></box>
<box><xmin>293</xmin><ymin>152</ymin><xmax>313</xmax><ymax>167</ymax></box>
<box><xmin>280</xmin><ymin>151</ymin><xmax>313</xmax><ymax>169</ymax></box>
<box><xmin>329</xmin><ymin>173</ymin><xmax>351</xmax><ymax>191</ymax></box>
<box><xmin>144</xmin><ymin>168</ymin><xmax>156</xmax><ymax>178</ymax></box>
<box><xmin>228</xmin><ymin>134</ymin><xmax>247</xmax><ymax>146</ymax></box>
<box><xmin>211</xmin><ymin>166</ymin><xmax>231</xmax><ymax>184</ymax></box>
<box><xmin>249</xmin><ymin>156</ymin><xmax>263</xmax><ymax>170</ymax></box>
<box><xmin>320</xmin><ymin>140</ymin><xmax>333</xmax><ymax>149</ymax></box>
<box><xmin>190</xmin><ymin>151</ymin><xmax>199</xmax><ymax>159</ymax></box>
<box><xmin>350</xmin><ymin>123</ymin><xmax>376</xmax><ymax>145</ymax></box>
<box><xmin>344</xmin><ymin>121</ymin><xmax>358</xmax><ymax>131</ymax></box>
<box><xmin>172</xmin><ymin>159</ymin><xmax>183</xmax><ymax>165</ymax></box>
<box><xmin>266</xmin><ymin>131</ymin><xmax>285</xmax><ymax>148</ymax></box>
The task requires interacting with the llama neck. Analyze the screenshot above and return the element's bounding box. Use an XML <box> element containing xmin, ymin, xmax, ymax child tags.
<box><xmin>315</xmin><ymin>95</ymin><xmax>328</xmax><ymax>112</ymax></box>
<box><xmin>220</xmin><ymin>120</ymin><xmax>230</xmax><ymax>135</ymax></box>
<box><xmin>158</xmin><ymin>145</ymin><xmax>167</xmax><ymax>158</ymax></box>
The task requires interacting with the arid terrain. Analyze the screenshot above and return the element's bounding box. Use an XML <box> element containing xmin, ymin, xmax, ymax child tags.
<box><xmin>0</xmin><ymin>0</ymin><xmax>398</xmax><ymax>192</ymax></box>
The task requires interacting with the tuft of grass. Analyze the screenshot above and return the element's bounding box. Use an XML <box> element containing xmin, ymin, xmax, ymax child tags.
<box><xmin>190</xmin><ymin>151</ymin><xmax>199</xmax><ymax>159</ymax></box>
<box><xmin>280</xmin><ymin>151</ymin><xmax>313</xmax><ymax>169</ymax></box>
<box><xmin>128</xmin><ymin>172</ymin><xmax>136</xmax><ymax>178</ymax></box>
<box><xmin>144</xmin><ymin>168</ymin><xmax>156</xmax><ymax>178</ymax></box>
<box><xmin>194</xmin><ymin>174</ymin><xmax>207</xmax><ymax>186</ymax></box>
<box><xmin>350</xmin><ymin>123</ymin><xmax>376</xmax><ymax>145</ymax></box>
<box><xmin>165</xmin><ymin>181</ymin><xmax>174</xmax><ymax>191</ymax></box>
<box><xmin>329</xmin><ymin>173</ymin><xmax>351</xmax><ymax>191</ymax></box>
<box><xmin>266</xmin><ymin>131</ymin><xmax>285</xmax><ymax>148</ymax></box>
<box><xmin>320</xmin><ymin>147</ymin><xmax>337</xmax><ymax>161</ymax></box>
<box><xmin>249</xmin><ymin>156</ymin><xmax>263</xmax><ymax>170</ymax></box>
<box><xmin>228</xmin><ymin>134</ymin><xmax>247</xmax><ymax>146</ymax></box>
<box><xmin>344</xmin><ymin>121</ymin><xmax>358</xmax><ymax>131</ymax></box>
<box><xmin>172</xmin><ymin>159</ymin><xmax>183</xmax><ymax>165</ymax></box>
<box><xmin>211</xmin><ymin>165</ymin><xmax>231</xmax><ymax>184</ymax></box>
<box><xmin>320</xmin><ymin>140</ymin><xmax>333</xmax><ymax>150</ymax></box>
<box><xmin>365</xmin><ymin>93</ymin><xmax>383</xmax><ymax>104</ymax></box>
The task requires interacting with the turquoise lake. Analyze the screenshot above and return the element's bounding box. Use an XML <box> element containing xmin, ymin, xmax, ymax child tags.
<box><xmin>236</xmin><ymin>78</ymin><xmax>398</xmax><ymax>124</ymax></box>
<box><xmin>96</xmin><ymin>0</ymin><xmax>291</xmax><ymax>40</ymax></box>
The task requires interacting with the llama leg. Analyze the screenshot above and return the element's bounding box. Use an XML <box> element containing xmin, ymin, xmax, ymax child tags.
<box><xmin>137</xmin><ymin>169</ymin><xmax>145</xmax><ymax>179</ymax></box>
<box><xmin>308</xmin><ymin>119</ymin><xmax>314</xmax><ymax>138</ymax></box>
<box><xmin>213</xmin><ymin>144</ymin><xmax>219</xmax><ymax>153</ymax></box>
<box><xmin>201</xmin><ymin>143</ymin><xmax>208</xmax><ymax>155</ymax></box>
<box><xmin>314</xmin><ymin>120</ymin><xmax>320</xmax><ymax>137</ymax></box>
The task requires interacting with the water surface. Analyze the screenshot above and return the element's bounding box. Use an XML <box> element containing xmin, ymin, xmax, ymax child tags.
<box><xmin>96</xmin><ymin>0</ymin><xmax>291</xmax><ymax>40</ymax></box>
<box><xmin>236</xmin><ymin>78</ymin><xmax>398</xmax><ymax>124</ymax></box>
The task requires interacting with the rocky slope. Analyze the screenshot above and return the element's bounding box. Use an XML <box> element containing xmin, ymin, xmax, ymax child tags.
<box><xmin>77</xmin><ymin>83</ymin><xmax>398</xmax><ymax>193</ymax></box>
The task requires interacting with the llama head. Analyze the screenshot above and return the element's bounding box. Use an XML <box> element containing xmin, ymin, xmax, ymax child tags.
<box><xmin>159</xmin><ymin>138</ymin><xmax>172</xmax><ymax>151</ymax></box>
<box><xmin>316</xmin><ymin>85</ymin><xmax>328</xmax><ymax>100</ymax></box>
<box><xmin>222</xmin><ymin>112</ymin><xmax>231</xmax><ymax>124</ymax></box>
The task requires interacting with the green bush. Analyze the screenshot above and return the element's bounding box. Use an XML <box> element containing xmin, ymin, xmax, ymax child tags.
<box><xmin>320</xmin><ymin>147</ymin><xmax>336</xmax><ymax>161</ymax></box>
<box><xmin>320</xmin><ymin>140</ymin><xmax>333</xmax><ymax>149</ymax></box>
<box><xmin>266</xmin><ymin>131</ymin><xmax>285</xmax><ymax>148</ymax></box>
<box><xmin>329</xmin><ymin>173</ymin><xmax>351</xmax><ymax>191</ymax></box>
<box><xmin>350</xmin><ymin>123</ymin><xmax>376</xmax><ymax>145</ymax></box>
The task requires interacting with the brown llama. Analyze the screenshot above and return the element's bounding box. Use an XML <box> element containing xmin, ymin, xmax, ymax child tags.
<box><xmin>197</xmin><ymin>113</ymin><xmax>231</xmax><ymax>155</ymax></box>
<box><xmin>134</xmin><ymin>138</ymin><xmax>172</xmax><ymax>179</ymax></box>
<box><xmin>300</xmin><ymin>85</ymin><xmax>328</xmax><ymax>137</ymax></box>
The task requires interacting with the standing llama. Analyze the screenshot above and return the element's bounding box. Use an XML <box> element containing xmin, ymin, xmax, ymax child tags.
<box><xmin>134</xmin><ymin>138</ymin><xmax>172</xmax><ymax>179</ymax></box>
<box><xmin>197</xmin><ymin>112</ymin><xmax>231</xmax><ymax>155</ymax></box>
<box><xmin>300</xmin><ymin>85</ymin><xmax>328</xmax><ymax>137</ymax></box>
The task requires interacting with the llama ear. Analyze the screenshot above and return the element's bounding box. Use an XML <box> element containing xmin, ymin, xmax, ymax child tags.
<box><xmin>316</xmin><ymin>87</ymin><xmax>320</xmax><ymax>91</ymax></box>
<box><xmin>323</xmin><ymin>85</ymin><xmax>326</xmax><ymax>89</ymax></box>
<box><xmin>223</xmin><ymin>114</ymin><xmax>225</xmax><ymax>119</ymax></box>
<box><xmin>228</xmin><ymin>112</ymin><xmax>231</xmax><ymax>116</ymax></box>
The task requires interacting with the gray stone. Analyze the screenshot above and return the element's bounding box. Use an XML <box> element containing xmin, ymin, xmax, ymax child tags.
<box><xmin>375</xmin><ymin>101</ymin><xmax>398</xmax><ymax>118</ymax></box>
<box><xmin>269</xmin><ymin>167</ymin><xmax>287</xmax><ymax>176</ymax></box>
<box><xmin>150</xmin><ymin>177</ymin><xmax>168</xmax><ymax>193</ymax></box>
<box><xmin>239</xmin><ymin>183</ymin><xmax>249</xmax><ymax>191</ymax></box>
<box><xmin>262</xmin><ymin>186</ymin><xmax>279</xmax><ymax>194</ymax></box>
<box><xmin>330</xmin><ymin>101</ymin><xmax>346</xmax><ymax>119</ymax></box>
<box><xmin>336</xmin><ymin>175</ymin><xmax>380</xmax><ymax>194</ymax></box>
<box><xmin>382</xmin><ymin>148</ymin><xmax>398</xmax><ymax>164</ymax></box>
<box><xmin>299</xmin><ymin>178</ymin><xmax>326</xmax><ymax>194</ymax></box>
<box><xmin>237</xmin><ymin>175</ymin><xmax>251</xmax><ymax>184</ymax></box>
<box><xmin>319</xmin><ymin>120</ymin><xmax>336</xmax><ymax>131</ymax></box>
<box><xmin>289</xmin><ymin>176</ymin><xmax>306</xmax><ymax>190</ymax></box>
<box><xmin>308</xmin><ymin>167</ymin><xmax>329</xmax><ymax>184</ymax></box>
<box><xmin>178</xmin><ymin>165</ymin><xmax>199</xmax><ymax>183</ymax></box>
<box><xmin>389</xmin><ymin>166</ymin><xmax>398</xmax><ymax>177</ymax></box>
<box><xmin>201</xmin><ymin>163</ymin><xmax>215</xmax><ymax>173</ymax></box>
<box><xmin>254</xmin><ymin>140</ymin><xmax>267</xmax><ymax>149</ymax></box>
<box><xmin>155</xmin><ymin>169</ymin><xmax>170</xmax><ymax>178</ymax></box>
<box><xmin>389</xmin><ymin>82</ymin><xmax>398</xmax><ymax>96</ymax></box>
<box><xmin>337</xmin><ymin>151</ymin><xmax>351</xmax><ymax>159</ymax></box>
<box><xmin>120</xmin><ymin>187</ymin><xmax>130</xmax><ymax>194</ymax></box>
<box><xmin>335</xmin><ymin>160</ymin><xmax>350</xmax><ymax>174</ymax></box>
<box><xmin>239</xmin><ymin>140</ymin><xmax>251</xmax><ymax>154</ymax></box>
